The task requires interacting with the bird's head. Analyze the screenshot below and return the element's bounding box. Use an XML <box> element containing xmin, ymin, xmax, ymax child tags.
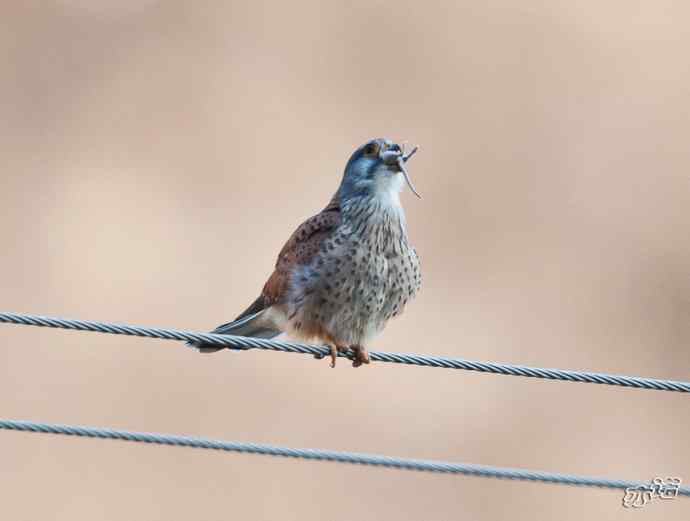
<box><xmin>337</xmin><ymin>138</ymin><xmax>420</xmax><ymax>205</ymax></box>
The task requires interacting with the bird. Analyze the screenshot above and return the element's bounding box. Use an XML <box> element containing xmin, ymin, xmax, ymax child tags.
<box><xmin>189</xmin><ymin>138</ymin><xmax>422</xmax><ymax>367</ymax></box>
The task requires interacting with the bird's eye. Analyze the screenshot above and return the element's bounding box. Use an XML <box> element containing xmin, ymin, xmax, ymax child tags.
<box><xmin>363</xmin><ymin>142</ymin><xmax>379</xmax><ymax>156</ymax></box>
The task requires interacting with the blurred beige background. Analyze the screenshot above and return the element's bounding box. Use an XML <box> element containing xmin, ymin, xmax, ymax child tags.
<box><xmin>1</xmin><ymin>1</ymin><xmax>689</xmax><ymax>520</ymax></box>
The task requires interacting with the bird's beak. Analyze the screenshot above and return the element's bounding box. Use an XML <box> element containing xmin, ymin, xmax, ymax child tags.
<box><xmin>381</xmin><ymin>144</ymin><xmax>421</xmax><ymax>198</ymax></box>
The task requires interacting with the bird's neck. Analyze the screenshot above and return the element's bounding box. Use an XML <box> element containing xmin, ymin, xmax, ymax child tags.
<box><xmin>341</xmin><ymin>195</ymin><xmax>409</xmax><ymax>250</ymax></box>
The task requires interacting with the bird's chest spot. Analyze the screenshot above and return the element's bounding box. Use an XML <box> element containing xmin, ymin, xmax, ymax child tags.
<box><xmin>292</xmin><ymin>214</ymin><xmax>420</xmax><ymax>332</ymax></box>
<box><xmin>336</xmin><ymin>245</ymin><xmax>412</xmax><ymax>316</ymax></box>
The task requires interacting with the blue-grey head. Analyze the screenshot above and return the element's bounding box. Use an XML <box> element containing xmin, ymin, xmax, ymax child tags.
<box><xmin>336</xmin><ymin>138</ymin><xmax>420</xmax><ymax>204</ymax></box>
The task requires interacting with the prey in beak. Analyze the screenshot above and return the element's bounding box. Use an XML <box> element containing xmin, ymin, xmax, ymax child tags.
<box><xmin>381</xmin><ymin>143</ymin><xmax>421</xmax><ymax>198</ymax></box>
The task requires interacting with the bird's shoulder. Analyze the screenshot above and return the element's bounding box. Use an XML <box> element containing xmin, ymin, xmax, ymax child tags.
<box><xmin>275</xmin><ymin>197</ymin><xmax>341</xmax><ymax>263</ymax></box>
<box><xmin>261</xmin><ymin>196</ymin><xmax>341</xmax><ymax>305</ymax></box>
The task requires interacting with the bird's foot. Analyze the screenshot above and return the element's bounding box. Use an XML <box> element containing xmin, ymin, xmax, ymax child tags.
<box><xmin>352</xmin><ymin>345</ymin><xmax>370</xmax><ymax>368</ymax></box>
<box><xmin>318</xmin><ymin>345</ymin><xmax>369</xmax><ymax>368</ymax></box>
<box><xmin>329</xmin><ymin>344</ymin><xmax>338</xmax><ymax>368</ymax></box>
<box><xmin>325</xmin><ymin>344</ymin><xmax>349</xmax><ymax>368</ymax></box>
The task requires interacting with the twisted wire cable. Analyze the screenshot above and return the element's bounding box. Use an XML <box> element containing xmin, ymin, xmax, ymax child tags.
<box><xmin>2</xmin><ymin>311</ymin><xmax>689</xmax><ymax>393</ymax></box>
<box><xmin>2</xmin><ymin>419</ymin><xmax>687</xmax><ymax>496</ymax></box>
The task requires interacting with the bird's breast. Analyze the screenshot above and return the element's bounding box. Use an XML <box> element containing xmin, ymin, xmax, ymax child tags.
<box><xmin>284</xmin><ymin>198</ymin><xmax>420</xmax><ymax>345</ymax></box>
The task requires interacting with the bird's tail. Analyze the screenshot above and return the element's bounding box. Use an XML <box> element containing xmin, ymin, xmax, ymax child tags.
<box><xmin>187</xmin><ymin>296</ymin><xmax>281</xmax><ymax>353</ymax></box>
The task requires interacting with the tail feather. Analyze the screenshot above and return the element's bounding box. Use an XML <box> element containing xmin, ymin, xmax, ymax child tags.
<box><xmin>187</xmin><ymin>296</ymin><xmax>281</xmax><ymax>353</ymax></box>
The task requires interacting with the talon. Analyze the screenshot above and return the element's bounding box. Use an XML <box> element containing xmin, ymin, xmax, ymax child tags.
<box><xmin>329</xmin><ymin>344</ymin><xmax>337</xmax><ymax>368</ymax></box>
<box><xmin>352</xmin><ymin>345</ymin><xmax>370</xmax><ymax>368</ymax></box>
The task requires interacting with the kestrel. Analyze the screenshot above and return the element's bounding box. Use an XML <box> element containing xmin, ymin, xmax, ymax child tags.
<box><xmin>189</xmin><ymin>138</ymin><xmax>422</xmax><ymax>367</ymax></box>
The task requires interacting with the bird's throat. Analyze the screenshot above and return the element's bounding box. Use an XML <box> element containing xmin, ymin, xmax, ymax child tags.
<box><xmin>343</xmin><ymin>196</ymin><xmax>408</xmax><ymax>252</ymax></box>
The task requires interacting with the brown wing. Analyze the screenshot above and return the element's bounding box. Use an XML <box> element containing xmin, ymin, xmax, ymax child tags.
<box><xmin>249</xmin><ymin>197</ymin><xmax>340</xmax><ymax>312</ymax></box>
<box><xmin>193</xmin><ymin>199</ymin><xmax>340</xmax><ymax>353</ymax></box>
